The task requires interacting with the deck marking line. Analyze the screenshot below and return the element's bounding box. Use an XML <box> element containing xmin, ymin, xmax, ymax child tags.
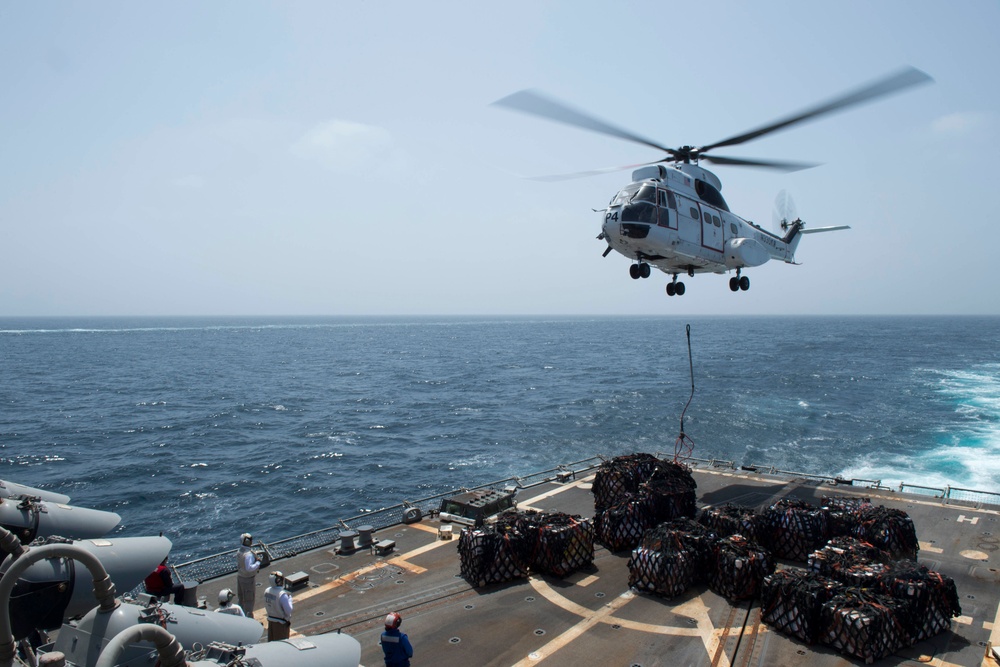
<box><xmin>510</xmin><ymin>587</ymin><xmax>634</xmax><ymax>666</ymax></box>
<box><xmin>272</xmin><ymin>540</ymin><xmax>444</xmax><ymax>607</ymax></box>
<box><xmin>518</xmin><ymin>476</ymin><xmax>595</xmax><ymax>508</ymax></box>
<box><xmin>919</xmin><ymin>541</ymin><xmax>944</xmax><ymax>554</ymax></box>
<box><xmin>954</xmin><ymin>615</ymin><xmax>973</xmax><ymax>626</ymax></box>
<box><xmin>406</xmin><ymin>522</ymin><xmax>441</xmax><ymax>535</ymax></box>
<box><xmin>575</xmin><ymin>574</ymin><xmax>599</xmax><ymax>587</ymax></box>
<box><xmin>527</xmin><ymin>576</ymin><xmax>700</xmax><ymax>636</ymax></box>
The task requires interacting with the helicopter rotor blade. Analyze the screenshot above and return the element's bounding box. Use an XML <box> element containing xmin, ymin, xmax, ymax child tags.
<box><xmin>492</xmin><ymin>89</ymin><xmax>678</xmax><ymax>156</ymax></box>
<box><xmin>698</xmin><ymin>66</ymin><xmax>933</xmax><ymax>153</ymax></box>
<box><xmin>527</xmin><ymin>159</ymin><xmax>667</xmax><ymax>182</ymax></box>
<box><xmin>700</xmin><ymin>155</ymin><xmax>819</xmax><ymax>172</ymax></box>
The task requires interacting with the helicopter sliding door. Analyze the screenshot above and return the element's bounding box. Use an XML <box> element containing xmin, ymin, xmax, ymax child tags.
<box><xmin>700</xmin><ymin>206</ymin><xmax>724</xmax><ymax>253</ymax></box>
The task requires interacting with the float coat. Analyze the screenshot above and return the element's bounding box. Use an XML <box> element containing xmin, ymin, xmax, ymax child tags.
<box><xmin>4</xmin><ymin>536</ymin><xmax>171</xmax><ymax>639</ymax></box>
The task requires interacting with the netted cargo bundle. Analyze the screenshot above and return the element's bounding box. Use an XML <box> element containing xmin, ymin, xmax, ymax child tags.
<box><xmin>807</xmin><ymin>536</ymin><xmax>890</xmax><ymax>580</ymax></box>
<box><xmin>820</xmin><ymin>589</ymin><xmax>910</xmax><ymax>664</ymax></box>
<box><xmin>594</xmin><ymin>493</ymin><xmax>655</xmax><ymax>552</ymax></box>
<box><xmin>641</xmin><ymin>518</ymin><xmax>717</xmax><ymax>576</ymax></box>
<box><xmin>878</xmin><ymin>561</ymin><xmax>961</xmax><ymax>643</ymax></box>
<box><xmin>698</xmin><ymin>504</ymin><xmax>762</xmax><ymax>543</ymax></box>
<box><xmin>458</xmin><ymin>526</ymin><xmax>531</xmax><ymax>587</ymax></box>
<box><xmin>532</xmin><ymin>513</ymin><xmax>595</xmax><ymax>577</ymax></box>
<box><xmin>707</xmin><ymin>534</ymin><xmax>775</xmax><ymax>602</ymax></box>
<box><xmin>836</xmin><ymin>561</ymin><xmax>888</xmax><ymax>589</ymax></box>
<box><xmin>761</xmin><ymin>569</ymin><xmax>843</xmax><ymax>644</ymax></box>
<box><xmin>592</xmin><ymin>453</ymin><xmax>660</xmax><ymax>511</ymax></box>
<box><xmin>762</xmin><ymin>498</ymin><xmax>831</xmax><ymax>562</ymax></box>
<box><xmin>851</xmin><ymin>506</ymin><xmax>919</xmax><ymax>561</ymax></box>
<box><xmin>640</xmin><ymin>478</ymin><xmax>697</xmax><ymax>523</ymax></box>
<box><xmin>628</xmin><ymin>546</ymin><xmax>698</xmax><ymax>598</ymax></box>
<box><xmin>821</xmin><ymin>495</ymin><xmax>871</xmax><ymax>537</ymax></box>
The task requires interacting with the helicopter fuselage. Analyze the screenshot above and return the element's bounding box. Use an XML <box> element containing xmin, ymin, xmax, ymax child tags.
<box><xmin>600</xmin><ymin>163</ymin><xmax>799</xmax><ymax>289</ymax></box>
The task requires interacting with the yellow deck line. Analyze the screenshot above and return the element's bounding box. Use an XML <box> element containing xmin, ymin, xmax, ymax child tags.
<box><xmin>518</xmin><ymin>475</ymin><xmax>595</xmax><ymax>508</ymax></box>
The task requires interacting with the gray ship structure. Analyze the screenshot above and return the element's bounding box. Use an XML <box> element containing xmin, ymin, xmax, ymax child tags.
<box><xmin>2</xmin><ymin>456</ymin><xmax>1000</xmax><ymax>667</ymax></box>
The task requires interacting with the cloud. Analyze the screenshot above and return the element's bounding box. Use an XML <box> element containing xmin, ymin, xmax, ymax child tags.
<box><xmin>290</xmin><ymin>119</ymin><xmax>398</xmax><ymax>172</ymax></box>
<box><xmin>931</xmin><ymin>111</ymin><xmax>991</xmax><ymax>136</ymax></box>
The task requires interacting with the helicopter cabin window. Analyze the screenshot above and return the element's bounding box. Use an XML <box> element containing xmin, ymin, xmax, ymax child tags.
<box><xmin>713</xmin><ymin>215</ymin><xmax>721</xmax><ymax>227</ymax></box>
<box><xmin>689</xmin><ymin>207</ymin><xmax>699</xmax><ymax>219</ymax></box>
<box><xmin>694</xmin><ymin>179</ymin><xmax>730</xmax><ymax>212</ymax></box>
<box><xmin>703</xmin><ymin>211</ymin><xmax>711</xmax><ymax>223</ymax></box>
<box><xmin>730</xmin><ymin>223</ymin><xmax>738</xmax><ymax>235</ymax></box>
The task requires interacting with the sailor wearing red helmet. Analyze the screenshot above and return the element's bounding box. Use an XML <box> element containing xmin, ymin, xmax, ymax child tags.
<box><xmin>380</xmin><ymin>612</ymin><xmax>413</xmax><ymax>667</ymax></box>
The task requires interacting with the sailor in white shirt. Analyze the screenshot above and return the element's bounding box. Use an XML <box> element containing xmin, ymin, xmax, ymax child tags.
<box><xmin>263</xmin><ymin>571</ymin><xmax>293</xmax><ymax>641</ymax></box>
<box><xmin>236</xmin><ymin>533</ymin><xmax>262</xmax><ymax>615</ymax></box>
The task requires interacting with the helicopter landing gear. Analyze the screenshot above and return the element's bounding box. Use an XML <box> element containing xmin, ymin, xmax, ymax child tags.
<box><xmin>666</xmin><ymin>275</ymin><xmax>685</xmax><ymax>297</ymax></box>
<box><xmin>729</xmin><ymin>270</ymin><xmax>750</xmax><ymax>292</ymax></box>
<box><xmin>629</xmin><ymin>262</ymin><xmax>651</xmax><ymax>280</ymax></box>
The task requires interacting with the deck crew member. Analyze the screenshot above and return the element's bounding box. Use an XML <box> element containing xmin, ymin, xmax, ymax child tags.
<box><xmin>380</xmin><ymin>612</ymin><xmax>413</xmax><ymax>667</ymax></box>
<box><xmin>236</xmin><ymin>533</ymin><xmax>262</xmax><ymax>615</ymax></box>
<box><xmin>215</xmin><ymin>588</ymin><xmax>245</xmax><ymax>616</ymax></box>
<box><xmin>143</xmin><ymin>556</ymin><xmax>184</xmax><ymax>605</ymax></box>
<box><xmin>263</xmin><ymin>571</ymin><xmax>293</xmax><ymax>641</ymax></box>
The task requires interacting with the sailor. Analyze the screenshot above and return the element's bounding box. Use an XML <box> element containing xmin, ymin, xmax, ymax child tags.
<box><xmin>236</xmin><ymin>533</ymin><xmax>262</xmax><ymax>615</ymax></box>
<box><xmin>263</xmin><ymin>571</ymin><xmax>293</xmax><ymax>641</ymax></box>
<box><xmin>143</xmin><ymin>556</ymin><xmax>184</xmax><ymax>605</ymax></box>
<box><xmin>215</xmin><ymin>588</ymin><xmax>245</xmax><ymax>616</ymax></box>
<box><xmin>380</xmin><ymin>612</ymin><xmax>413</xmax><ymax>667</ymax></box>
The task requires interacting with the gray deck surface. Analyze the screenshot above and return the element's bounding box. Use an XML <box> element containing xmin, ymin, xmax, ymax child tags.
<box><xmin>198</xmin><ymin>465</ymin><xmax>1000</xmax><ymax>667</ymax></box>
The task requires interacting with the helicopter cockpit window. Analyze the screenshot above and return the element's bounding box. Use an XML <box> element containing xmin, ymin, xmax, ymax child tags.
<box><xmin>633</xmin><ymin>184</ymin><xmax>656</xmax><ymax>203</ymax></box>
<box><xmin>658</xmin><ymin>190</ymin><xmax>677</xmax><ymax>209</ymax></box>
<box><xmin>694</xmin><ymin>179</ymin><xmax>730</xmax><ymax>212</ymax></box>
<box><xmin>611</xmin><ymin>183</ymin><xmax>641</xmax><ymax>206</ymax></box>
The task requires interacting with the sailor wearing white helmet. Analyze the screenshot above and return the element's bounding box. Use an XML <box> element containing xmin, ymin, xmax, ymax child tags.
<box><xmin>236</xmin><ymin>533</ymin><xmax>263</xmax><ymax>615</ymax></box>
<box><xmin>380</xmin><ymin>612</ymin><xmax>413</xmax><ymax>667</ymax></box>
<box><xmin>215</xmin><ymin>588</ymin><xmax>245</xmax><ymax>616</ymax></box>
<box><xmin>263</xmin><ymin>571</ymin><xmax>293</xmax><ymax>641</ymax></box>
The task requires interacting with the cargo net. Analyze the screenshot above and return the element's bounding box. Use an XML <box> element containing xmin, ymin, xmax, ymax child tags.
<box><xmin>594</xmin><ymin>460</ymin><xmax>697</xmax><ymax>552</ymax></box>
<box><xmin>761</xmin><ymin>499</ymin><xmax>830</xmax><ymax>562</ymax></box>
<box><xmin>627</xmin><ymin>519</ymin><xmax>718</xmax><ymax>598</ymax></box>
<box><xmin>851</xmin><ymin>506</ymin><xmax>920</xmax><ymax>561</ymax></box>
<box><xmin>707</xmin><ymin>534</ymin><xmax>775</xmax><ymax>602</ymax></box>
<box><xmin>822</xmin><ymin>495</ymin><xmax>872</xmax><ymax>537</ymax></box>
<box><xmin>807</xmin><ymin>536</ymin><xmax>890</xmax><ymax>584</ymax></box>
<box><xmin>819</xmin><ymin>589</ymin><xmax>911</xmax><ymax>664</ymax></box>
<box><xmin>592</xmin><ymin>453</ymin><xmax>661</xmax><ymax>511</ymax></box>
<box><xmin>878</xmin><ymin>560</ymin><xmax>961</xmax><ymax>643</ymax></box>
<box><xmin>457</xmin><ymin>525</ymin><xmax>531</xmax><ymax>587</ymax></box>
<box><xmin>761</xmin><ymin>569</ymin><xmax>841</xmax><ymax>645</ymax></box>
<box><xmin>459</xmin><ymin>510</ymin><xmax>594</xmax><ymax>586</ymax></box>
<box><xmin>762</xmin><ymin>541</ymin><xmax>961</xmax><ymax>657</ymax></box>
<box><xmin>697</xmin><ymin>504</ymin><xmax>762</xmax><ymax>543</ymax></box>
<box><xmin>504</xmin><ymin>510</ymin><xmax>595</xmax><ymax>578</ymax></box>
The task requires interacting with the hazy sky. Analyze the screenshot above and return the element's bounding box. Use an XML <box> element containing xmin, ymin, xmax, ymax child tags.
<box><xmin>1</xmin><ymin>1</ymin><xmax>997</xmax><ymax>316</ymax></box>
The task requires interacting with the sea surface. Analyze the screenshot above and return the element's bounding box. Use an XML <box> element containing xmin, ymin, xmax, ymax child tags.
<box><xmin>2</xmin><ymin>315</ymin><xmax>998</xmax><ymax>560</ymax></box>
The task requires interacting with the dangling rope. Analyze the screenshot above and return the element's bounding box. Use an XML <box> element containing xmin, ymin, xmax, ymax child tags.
<box><xmin>674</xmin><ymin>324</ymin><xmax>695</xmax><ymax>461</ymax></box>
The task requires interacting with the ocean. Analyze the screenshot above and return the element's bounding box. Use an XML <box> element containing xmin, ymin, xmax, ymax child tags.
<box><xmin>1</xmin><ymin>315</ymin><xmax>998</xmax><ymax>560</ymax></box>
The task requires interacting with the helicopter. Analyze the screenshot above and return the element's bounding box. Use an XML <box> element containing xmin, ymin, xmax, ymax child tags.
<box><xmin>493</xmin><ymin>67</ymin><xmax>932</xmax><ymax>296</ymax></box>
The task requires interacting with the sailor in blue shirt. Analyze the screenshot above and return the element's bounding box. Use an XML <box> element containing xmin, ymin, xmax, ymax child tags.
<box><xmin>380</xmin><ymin>612</ymin><xmax>413</xmax><ymax>667</ymax></box>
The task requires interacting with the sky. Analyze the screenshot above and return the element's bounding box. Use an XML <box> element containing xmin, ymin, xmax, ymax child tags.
<box><xmin>1</xmin><ymin>1</ymin><xmax>997</xmax><ymax>317</ymax></box>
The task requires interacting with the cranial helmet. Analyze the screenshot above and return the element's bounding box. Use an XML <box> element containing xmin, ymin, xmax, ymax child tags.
<box><xmin>241</xmin><ymin>533</ymin><xmax>253</xmax><ymax>547</ymax></box>
<box><xmin>385</xmin><ymin>612</ymin><xmax>402</xmax><ymax>630</ymax></box>
<box><xmin>270</xmin><ymin>571</ymin><xmax>285</xmax><ymax>588</ymax></box>
<box><xmin>218</xmin><ymin>588</ymin><xmax>235</xmax><ymax>605</ymax></box>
